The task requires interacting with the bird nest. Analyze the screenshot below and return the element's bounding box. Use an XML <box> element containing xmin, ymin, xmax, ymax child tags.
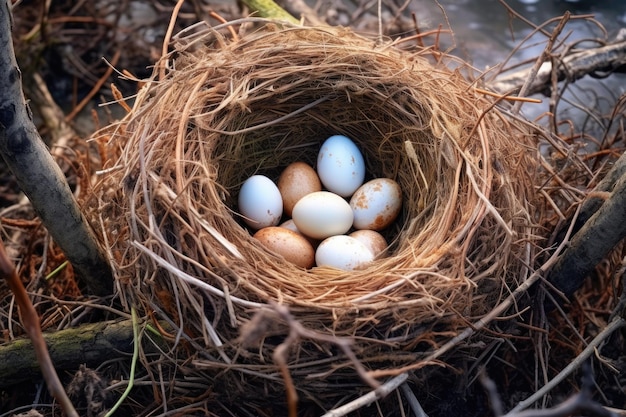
<box><xmin>86</xmin><ymin>19</ymin><xmax>539</xmax><ymax>414</ymax></box>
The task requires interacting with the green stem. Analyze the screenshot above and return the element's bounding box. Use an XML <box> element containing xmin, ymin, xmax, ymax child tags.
<box><xmin>105</xmin><ymin>308</ymin><xmax>139</xmax><ymax>417</ymax></box>
<box><xmin>240</xmin><ymin>0</ymin><xmax>300</xmax><ymax>24</ymax></box>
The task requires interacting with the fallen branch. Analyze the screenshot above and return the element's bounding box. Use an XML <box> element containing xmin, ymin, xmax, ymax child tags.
<box><xmin>0</xmin><ymin>317</ymin><xmax>168</xmax><ymax>388</ymax></box>
<box><xmin>490</xmin><ymin>29</ymin><xmax>626</xmax><ymax>97</ymax></box>
<box><xmin>547</xmin><ymin>155</ymin><xmax>626</xmax><ymax>297</ymax></box>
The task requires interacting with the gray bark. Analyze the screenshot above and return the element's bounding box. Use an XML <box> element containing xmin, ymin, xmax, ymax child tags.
<box><xmin>0</xmin><ymin>1</ymin><xmax>112</xmax><ymax>295</ymax></box>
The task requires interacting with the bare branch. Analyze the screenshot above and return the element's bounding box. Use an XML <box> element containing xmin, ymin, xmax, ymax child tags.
<box><xmin>0</xmin><ymin>0</ymin><xmax>112</xmax><ymax>295</ymax></box>
<box><xmin>491</xmin><ymin>33</ymin><xmax>626</xmax><ymax>98</ymax></box>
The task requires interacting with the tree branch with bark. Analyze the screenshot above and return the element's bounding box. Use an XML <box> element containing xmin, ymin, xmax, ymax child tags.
<box><xmin>0</xmin><ymin>0</ymin><xmax>112</xmax><ymax>296</ymax></box>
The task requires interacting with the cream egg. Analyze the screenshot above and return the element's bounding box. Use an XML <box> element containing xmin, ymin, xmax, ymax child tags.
<box><xmin>292</xmin><ymin>191</ymin><xmax>353</xmax><ymax>240</ymax></box>
<box><xmin>277</xmin><ymin>161</ymin><xmax>322</xmax><ymax>217</ymax></box>
<box><xmin>317</xmin><ymin>135</ymin><xmax>365</xmax><ymax>197</ymax></box>
<box><xmin>253</xmin><ymin>227</ymin><xmax>315</xmax><ymax>269</ymax></box>
<box><xmin>238</xmin><ymin>175</ymin><xmax>283</xmax><ymax>229</ymax></box>
<box><xmin>350</xmin><ymin>178</ymin><xmax>402</xmax><ymax>231</ymax></box>
<box><xmin>315</xmin><ymin>235</ymin><xmax>374</xmax><ymax>270</ymax></box>
<box><xmin>349</xmin><ymin>230</ymin><xmax>388</xmax><ymax>257</ymax></box>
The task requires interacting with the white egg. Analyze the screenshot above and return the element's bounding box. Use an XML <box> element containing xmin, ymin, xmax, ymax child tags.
<box><xmin>315</xmin><ymin>235</ymin><xmax>375</xmax><ymax>270</ymax></box>
<box><xmin>238</xmin><ymin>175</ymin><xmax>283</xmax><ymax>229</ymax></box>
<box><xmin>292</xmin><ymin>191</ymin><xmax>353</xmax><ymax>239</ymax></box>
<box><xmin>317</xmin><ymin>135</ymin><xmax>366</xmax><ymax>197</ymax></box>
<box><xmin>350</xmin><ymin>178</ymin><xmax>402</xmax><ymax>231</ymax></box>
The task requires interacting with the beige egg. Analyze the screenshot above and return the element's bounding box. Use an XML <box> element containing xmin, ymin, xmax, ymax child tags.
<box><xmin>292</xmin><ymin>191</ymin><xmax>353</xmax><ymax>240</ymax></box>
<box><xmin>253</xmin><ymin>226</ymin><xmax>315</xmax><ymax>269</ymax></box>
<box><xmin>277</xmin><ymin>162</ymin><xmax>322</xmax><ymax>217</ymax></box>
<box><xmin>349</xmin><ymin>230</ymin><xmax>388</xmax><ymax>257</ymax></box>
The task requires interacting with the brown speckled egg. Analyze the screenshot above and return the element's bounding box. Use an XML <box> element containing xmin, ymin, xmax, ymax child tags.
<box><xmin>253</xmin><ymin>226</ymin><xmax>315</xmax><ymax>269</ymax></box>
<box><xmin>349</xmin><ymin>178</ymin><xmax>402</xmax><ymax>231</ymax></box>
<box><xmin>277</xmin><ymin>162</ymin><xmax>322</xmax><ymax>217</ymax></box>
<box><xmin>349</xmin><ymin>230</ymin><xmax>388</xmax><ymax>257</ymax></box>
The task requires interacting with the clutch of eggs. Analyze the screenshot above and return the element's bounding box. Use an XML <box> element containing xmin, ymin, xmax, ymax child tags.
<box><xmin>237</xmin><ymin>135</ymin><xmax>402</xmax><ymax>271</ymax></box>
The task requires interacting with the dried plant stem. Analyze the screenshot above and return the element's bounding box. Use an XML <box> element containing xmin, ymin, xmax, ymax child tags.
<box><xmin>0</xmin><ymin>238</ymin><xmax>78</xmax><ymax>417</ymax></box>
<box><xmin>159</xmin><ymin>0</ymin><xmax>185</xmax><ymax>81</ymax></box>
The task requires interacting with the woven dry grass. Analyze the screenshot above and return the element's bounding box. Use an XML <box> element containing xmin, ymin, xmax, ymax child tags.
<box><xmin>86</xmin><ymin>19</ymin><xmax>540</xmax><ymax>412</ymax></box>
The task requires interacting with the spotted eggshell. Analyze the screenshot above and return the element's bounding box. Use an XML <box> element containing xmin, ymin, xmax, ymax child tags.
<box><xmin>350</xmin><ymin>178</ymin><xmax>402</xmax><ymax>231</ymax></box>
<box><xmin>315</xmin><ymin>235</ymin><xmax>374</xmax><ymax>270</ymax></box>
<box><xmin>254</xmin><ymin>227</ymin><xmax>315</xmax><ymax>269</ymax></box>
<box><xmin>349</xmin><ymin>230</ymin><xmax>388</xmax><ymax>257</ymax></box>
<box><xmin>277</xmin><ymin>162</ymin><xmax>322</xmax><ymax>217</ymax></box>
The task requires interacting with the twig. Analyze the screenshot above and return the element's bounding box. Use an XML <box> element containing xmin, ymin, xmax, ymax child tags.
<box><xmin>480</xmin><ymin>369</ymin><xmax>504</xmax><ymax>417</ymax></box>
<box><xmin>505</xmin><ymin>388</ymin><xmax>617</xmax><ymax>417</ymax></box>
<box><xmin>511</xmin><ymin>12</ymin><xmax>570</xmax><ymax>115</ymax></box>
<box><xmin>400</xmin><ymin>383</ymin><xmax>429</xmax><ymax>417</ymax></box>
<box><xmin>320</xmin><ymin>373</ymin><xmax>408</xmax><ymax>417</ymax></box>
<box><xmin>240</xmin><ymin>304</ymin><xmax>385</xmax><ymax>417</ymax></box>
<box><xmin>504</xmin><ymin>317</ymin><xmax>626</xmax><ymax>415</ymax></box>
<box><xmin>0</xmin><ymin>238</ymin><xmax>78</xmax><ymax>417</ymax></box>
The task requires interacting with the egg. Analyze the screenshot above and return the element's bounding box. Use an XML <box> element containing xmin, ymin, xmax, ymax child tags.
<box><xmin>292</xmin><ymin>191</ymin><xmax>353</xmax><ymax>239</ymax></box>
<box><xmin>279</xmin><ymin>219</ymin><xmax>319</xmax><ymax>247</ymax></box>
<box><xmin>238</xmin><ymin>175</ymin><xmax>283</xmax><ymax>229</ymax></box>
<box><xmin>253</xmin><ymin>227</ymin><xmax>315</xmax><ymax>269</ymax></box>
<box><xmin>279</xmin><ymin>219</ymin><xmax>300</xmax><ymax>233</ymax></box>
<box><xmin>277</xmin><ymin>162</ymin><xmax>322</xmax><ymax>216</ymax></box>
<box><xmin>349</xmin><ymin>230</ymin><xmax>388</xmax><ymax>257</ymax></box>
<box><xmin>315</xmin><ymin>235</ymin><xmax>375</xmax><ymax>270</ymax></box>
<box><xmin>317</xmin><ymin>135</ymin><xmax>366</xmax><ymax>197</ymax></box>
<box><xmin>350</xmin><ymin>178</ymin><xmax>402</xmax><ymax>231</ymax></box>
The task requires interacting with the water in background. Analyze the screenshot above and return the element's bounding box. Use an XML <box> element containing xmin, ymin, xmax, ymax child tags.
<box><xmin>414</xmin><ymin>0</ymin><xmax>626</xmax><ymax>134</ymax></box>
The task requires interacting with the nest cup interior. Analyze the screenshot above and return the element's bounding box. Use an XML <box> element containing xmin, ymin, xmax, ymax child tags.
<box><xmin>220</xmin><ymin>97</ymin><xmax>419</xmax><ymax>253</ymax></box>
<box><xmin>94</xmin><ymin>23</ymin><xmax>536</xmax><ymax>350</ymax></box>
